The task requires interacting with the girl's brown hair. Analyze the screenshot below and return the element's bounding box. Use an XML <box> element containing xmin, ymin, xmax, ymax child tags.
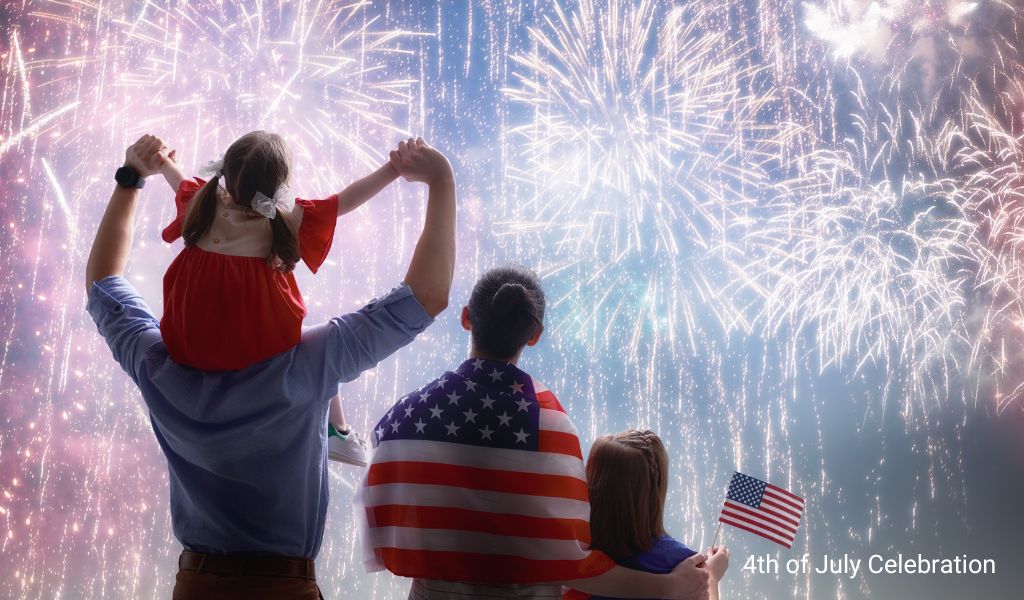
<box><xmin>181</xmin><ymin>131</ymin><xmax>300</xmax><ymax>272</ymax></box>
<box><xmin>586</xmin><ymin>429</ymin><xmax>669</xmax><ymax>561</ymax></box>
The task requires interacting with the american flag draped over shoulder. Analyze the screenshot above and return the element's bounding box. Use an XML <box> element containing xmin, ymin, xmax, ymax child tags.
<box><xmin>356</xmin><ymin>358</ymin><xmax>614</xmax><ymax>584</ymax></box>
<box><xmin>718</xmin><ymin>472</ymin><xmax>805</xmax><ymax>549</ymax></box>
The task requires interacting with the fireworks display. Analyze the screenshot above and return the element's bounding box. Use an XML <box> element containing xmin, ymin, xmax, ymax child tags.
<box><xmin>2</xmin><ymin>1</ymin><xmax>1024</xmax><ymax>598</ymax></box>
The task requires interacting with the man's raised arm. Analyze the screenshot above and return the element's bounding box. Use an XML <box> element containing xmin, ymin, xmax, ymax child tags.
<box><xmin>390</xmin><ymin>137</ymin><xmax>456</xmax><ymax>317</ymax></box>
<box><xmin>85</xmin><ymin>134</ymin><xmax>167</xmax><ymax>291</ymax></box>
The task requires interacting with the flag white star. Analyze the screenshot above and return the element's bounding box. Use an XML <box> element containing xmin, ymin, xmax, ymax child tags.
<box><xmin>515</xmin><ymin>398</ymin><xmax>531</xmax><ymax>412</ymax></box>
<box><xmin>386</xmin><ymin>407</ymin><xmax>395</xmax><ymax>420</ymax></box>
<box><xmin>444</xmin><ymin>421</ymin><xmax>460</xmax><ymax>436</ymax></box>
<box><xmin>509</xmin><ymin>381</ymin><xmax>524</xmax><ymax>395</ymax></box>
<box><xmin>479</xmin><ymin>425</ymin><xmax>494</xmax><ymax>440</ymax></box>
<box><xmin>497</xmin><ymin>412</ymin><xmax>512</xmax><ymax>427</ymax></box>
<box><xmin>418</xmin><ymin>392</ymin><xmax>430</xmax><ymax>404</ymax></box>
<box><xmin>489</xmin><ymin>368</ymin><xmax>503</xmax><ymax>382</ymax></box>
<box><xmin>472</xmin><ymin>358</ymin><xmax>485</xmax><ymax>371</ymax></box>
<box><xmin>390</xmin><ymin>421</ymin><xmax>401</xmax><ymax>433</ymax></box>
<box><xmin>404</xmin><ymin>406</ymin><xmax>415</xmax><ymax>418</ymax></box>
<box><xmin>414</xmin><ymin>418</ymin><xmax>427</xmax><ymax>434</ymax></box>
<box><xmin>429</xmin><ymin>406</ymin><xmax>443</xmax><ymax>420</ymax></box>
<box><xmin>481</xmin><ymin>395</ymin><xmax>496</xmax><ymax>410</ymax></box>
<box><xmin>462</xmin><ymin>408</ymin><xmax>478</xmax><ymax>423</ymax></box>
<box><xmin>464</xmin><ymin>379</ymin><xmax>478</xmax><ymax>392</ymax></box>
<box><xmin>513</xmin><ymin>428</ymin><xmax>531</xmax><ymax>444</ymax></box>
<box><xmin>446</xmin><ymin>391</ymin><xmax>462</xmax><ymax>405</ymax></box>
<box><xmin>436</xmin><ymin>376</ymin><xmax>448</xmax><ymax>389</ymax></box>
<box><xmin>375</xmin><ymin>426</ymin><xmax>385</xmax><ymax>440</ymax></box>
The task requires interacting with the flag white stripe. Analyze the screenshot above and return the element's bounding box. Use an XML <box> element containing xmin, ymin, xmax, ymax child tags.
<box><xmin>369</xmin><ymin>526</ymin><xmax>594</xmax><ymax>561</ymax></box>
<box><xmin>723</xmin><ymin>501</ymin><xmax>798</xmax><ymax>535</ymax></box>
<box><xmin>361</xmin><ymin>483</ymin><xmax>592</xmax><ymax>522</ymax></box>
<box><xmin>764</xmin><ymin>487</ymin><xmax>804</xmax><ymax>510</ymax></box>
<box><xmin>719</xmin><ymin>516</ymin><xmax>794</xmax><ymax>546</ymax></box>
<box><xmin>539</xmin><ymin>408</ymin><xmax>577</xmax><ymax>435</ymax></box>
<box><xmin>757</xmin><ymin>501</ymin><xmax>801</xmax><ymax>527</ymax></box>
<box><xmin>371</xmin><ymin>440</ymin><xmax>585</xmax><ymax>479</ymax></box>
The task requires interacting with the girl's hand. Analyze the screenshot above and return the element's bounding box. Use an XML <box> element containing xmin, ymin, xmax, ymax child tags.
<box><xmin>124</xmin><ymin>134</ymin><xmax>167</xmax><ymax>177</ymax></box>
<box><xmin>705</xmin><ymin>546</ymin><xmax>730</xmax><ymax>581</ymax></box>
<box><xmin>389</xmin><ymin>137</ymin><xmax>453</xmax><ymax>185</ymax></box>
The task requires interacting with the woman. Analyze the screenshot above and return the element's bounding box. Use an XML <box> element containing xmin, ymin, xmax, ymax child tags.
<box><xmin>358</xmin><ymin>266</ymin><xmax>710</xmax><ymax>600</ymax></box>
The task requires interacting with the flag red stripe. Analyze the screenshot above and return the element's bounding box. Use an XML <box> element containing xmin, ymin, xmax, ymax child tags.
<box><xmin>723</xmin><ymin>501</ymin><xmax>798</xmax><ymax>532</ymax></box>
<box><xmin>727</xmin><ymin>496</ymin><xmax>801</xmax><ymax>528</ymax></box>
<box><xmin>535</xmin><ymin>389</ymin><xmax>567</xmax><ymax>413</ymax></box>
<box><xmin>766</xmin><ymin>483</ymin><xmax>804</xmax><ymax>505</ymax></box>
<box><xmin>760</xmin><ymin>496</ymin><xmax>803</xmax><ymax>520</ymax></box>
<box><xmin>368</xmin><ymin>504</ymin><xmax>591</xmax><ymax>542</ymax></box>
<box><xmin>366</xmin><ymin>461</ymin><xmax>590</xmax><ymax>501</ymax></box>
<box><xmin>721</xmin><ymin>503</ymin><xmax>797</xmax><ymax>537</ymax></box>
<box><xmin>375</xmin><ymin>547</ymin><xmax>615</xmax><ymax>583</ymax></box>
<box><xmin>750</xmin><ymin>502</ymin><xmax>800</xmax><ymax>529</ymax></box>
<box><xmin>538</xmin><ymin>430</ymin><xmax>583</xmax><ymax>459</ymax></box>
<box><xmin>719</xmin><ymin>517</ymin><xmax>792</xmax><ymax>549</ymax></box>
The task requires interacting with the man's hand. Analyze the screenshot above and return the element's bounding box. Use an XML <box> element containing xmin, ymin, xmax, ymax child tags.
<box><xmin>124</xmin><ymin>134</ymin><xmax>167</xmax><ymax>177</ymax></box>
<box><xmin>666</xmin><ymin>553</ymin><xmax>710</xmax><ymax>600</ymax></box>
<box><xmin>705</xmin><ymin>546</ymin><xmax>729</xmax><ymax>582</ymax></box>
<box><xmin>389</xmin><ymin>137</ymin><xmax>453</xmax><ymax>185</ymax></box>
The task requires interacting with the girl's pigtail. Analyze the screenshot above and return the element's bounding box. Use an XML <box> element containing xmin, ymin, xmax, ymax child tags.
<box><xmin>182</xmin><ymin>175</ymin><xmax>221</xmax><ymax>247</ymax></box>
<box><xmin>267</xmin><ymin>217</ymin><xmax>300</xmax><ymax>273</ymax></box>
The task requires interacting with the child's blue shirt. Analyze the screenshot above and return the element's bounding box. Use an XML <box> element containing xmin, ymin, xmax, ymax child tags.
<box><xmin>588</xmin><ymin>534</ymin><xmax>697</xmax><ymax>600</ymax></box>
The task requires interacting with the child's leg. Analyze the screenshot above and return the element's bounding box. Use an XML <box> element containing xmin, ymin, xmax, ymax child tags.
<box><xmin>328</xmin><ymin>394</ymin><xmax>348</xmax><ymax>432</ymax></box>
<box><xmin>326</xmin><ymin>393</ymin><xmax>368</xmax><ymax>467</ymax></box>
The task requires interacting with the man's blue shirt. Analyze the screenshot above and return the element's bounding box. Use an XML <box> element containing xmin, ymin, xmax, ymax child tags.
<box><xmin>86</xmin><ymin>276</ymin><xmax>432</xmax><ymax>558</ymax></box>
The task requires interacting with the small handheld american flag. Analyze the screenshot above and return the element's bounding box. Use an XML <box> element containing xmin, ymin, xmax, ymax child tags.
<box><xmin>718</xmin><ymin>472</ymin><xmax>805</xmax><ymax>549</ymax></box>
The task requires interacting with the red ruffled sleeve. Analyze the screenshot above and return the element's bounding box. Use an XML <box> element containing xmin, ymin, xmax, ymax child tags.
<box><xmin>161</xmin><ymin>178</ymin><xmax>206</xmax><ymax>243</ymax></box>
<box><xmin>295</xmin><ymin>194</ymin><xmax>340</xmax><ymax>273</ymax></box>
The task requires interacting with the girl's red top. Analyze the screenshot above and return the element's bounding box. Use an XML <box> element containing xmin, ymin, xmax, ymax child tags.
<box><xmin>160</xmin><ymin>178</ymin><xmax>339</xmax><ymax>371</ymax></box>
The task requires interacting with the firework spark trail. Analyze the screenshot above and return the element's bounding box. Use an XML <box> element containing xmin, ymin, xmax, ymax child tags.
<box><xmin>501</xmin><ymin>0</ymin><xmax>785</xmax><ymax>356</ymax></box>
<box><xmin>3</xmin><ymin>1</ymin><xmax>1024</xmax><ymax>598</ymax></box>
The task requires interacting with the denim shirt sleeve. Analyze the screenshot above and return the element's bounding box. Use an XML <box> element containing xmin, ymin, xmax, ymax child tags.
<box><xmin>296</xmin><ymin>282</ymin><xmax>434</xmax><ymax>397</ymax></box>
<box><xmin>86</xmin><ymin>276</ymin><xmax>163</xmax><ymax>385</ymax></box>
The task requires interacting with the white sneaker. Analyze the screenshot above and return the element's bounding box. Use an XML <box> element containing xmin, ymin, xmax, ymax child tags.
<box><xmin>327</xmin><ymin>424</ymin><xmax>368</xmax><ymax>467</ymax></box>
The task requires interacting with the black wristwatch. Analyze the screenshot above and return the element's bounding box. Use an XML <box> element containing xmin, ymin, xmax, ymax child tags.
<box><xmin>114</xmin><ymin>165</ymin><xmax>146</xmax><ymax>189</ymax></box>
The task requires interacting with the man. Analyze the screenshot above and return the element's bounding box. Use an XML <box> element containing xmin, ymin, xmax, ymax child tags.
<box><xmin>86</xmin><ymin>134</ymin><xmax>456</xmax><ymax>598</ymax></box>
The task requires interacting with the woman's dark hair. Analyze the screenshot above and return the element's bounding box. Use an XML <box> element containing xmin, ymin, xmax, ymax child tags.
<box><xmin>586</xmin><ymin>429</ymin><xmax>670</xmax><ymax>561</ymax></box>
<box><xmin>181</xmin><ymin>130</ymin><xmax>300</xmax><ymax>272</ymax></box>
<box><xmin>467</xmin><ymin>266</ymin><xmax>546</xmax><ymax>360</ymax></box>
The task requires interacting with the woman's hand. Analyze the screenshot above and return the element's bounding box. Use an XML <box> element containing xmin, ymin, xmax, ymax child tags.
<box><xmin>665</xmin><ymin>553</ymin><xmax>710</xmax><ymax>600</ymax></box>
<box><xmin>124</xmin><ymin>134</ymin><xmax>167</xmax><ymax>177</ymax></box>
<box><xmin>389</xmin><ymin>137</ymin><xmax>454</xmax><ymax>185</ymax></box>
<box><xmin>705</xmin><ymin>546</ymin><xmax>730</xmax><ymax>582</ymax></box>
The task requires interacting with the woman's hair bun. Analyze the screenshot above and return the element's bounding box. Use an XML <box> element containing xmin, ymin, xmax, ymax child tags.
<box><xmin>491</xmin><ymin>282</ymin><xmax>528</xmax><ymax>314</ymax></box>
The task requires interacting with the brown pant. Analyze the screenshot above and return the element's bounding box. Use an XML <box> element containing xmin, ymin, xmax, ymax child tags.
<box><xmin>174</xmin><ymin>569</ymin><xmax>324</xmax><ymax>599</ymax></box>
<box><xmin>173</xmin><ymin>551</ymin><xmax>324</xmax><ymax>599</ymax></box>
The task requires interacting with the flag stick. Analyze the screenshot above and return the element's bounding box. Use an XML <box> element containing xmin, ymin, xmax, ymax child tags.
<box><xmin>710</xmin><ymin>521</ymin><xmax>723</xmax><ymax>550</ymax></box>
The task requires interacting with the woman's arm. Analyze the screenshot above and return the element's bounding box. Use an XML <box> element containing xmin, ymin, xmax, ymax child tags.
<box><xmin>393</xmin><ymin>138</ymin><xmax>455</xmax><ymax>317</ymax></box>
<box><xmin>336</xmin><ymin>162</ymin><xmax>400</xmax><ymax>216</ymax></box>
<box><xmin>86</xmin><ymin>135</ymin><xmax>166</xmax><ymax>291</ymax></box>
<box><xmin>560</xmin><ymin>554</ymin><xmax>710</xmax><ymax>600</ymax></box>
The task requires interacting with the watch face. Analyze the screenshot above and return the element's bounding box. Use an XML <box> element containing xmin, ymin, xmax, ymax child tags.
<box><xmin>115</xmin><ymin>166</ymin><xmax>141</xmax><ymax>188</ymax></box>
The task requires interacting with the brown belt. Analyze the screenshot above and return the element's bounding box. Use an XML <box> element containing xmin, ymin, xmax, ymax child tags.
<box><xmin>178</xmin><ymin>550</ymin><xmax>316</xmax><ymax>581</ymax></box>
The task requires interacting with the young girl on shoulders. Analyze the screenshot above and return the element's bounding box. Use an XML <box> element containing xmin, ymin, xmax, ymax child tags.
<box><xmin>566</xmin><ymin>429</ymin><xmax>729</xmax><ymax>600</ymax></box>
<box><xmin>156</xmin><ymin>130</ymin><xmax>410</xmax><ymax>467</ymax></box>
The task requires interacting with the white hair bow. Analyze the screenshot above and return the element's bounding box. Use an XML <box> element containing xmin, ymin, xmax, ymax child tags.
<box><xmin>198</xmin><ymin>155</ymin><xmax>225</xmax><ymax>178</ymax></box>
<box><xmin>251</xmin><ymin>184</ymin><xmax>293</xmax><ymax>220</ymax></box>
